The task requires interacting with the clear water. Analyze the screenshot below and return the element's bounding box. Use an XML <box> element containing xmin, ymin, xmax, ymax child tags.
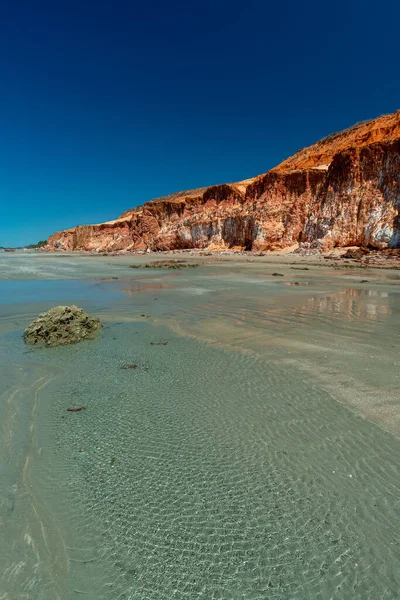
<box><xmin>1</xmin><ymin>253</ymin><xmax>400</xmax><ymax>599</ymax></box>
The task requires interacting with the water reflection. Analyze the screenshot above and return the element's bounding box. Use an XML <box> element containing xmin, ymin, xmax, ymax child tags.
<box><xmin>121</xmin><ymin>280</ymin><xmax>173</xmax><ymax>296</ymax></box>
<box><xmin>303</xmin><ymin>288</ymin><xmax>391</xmax><ymax>322</ymax></box>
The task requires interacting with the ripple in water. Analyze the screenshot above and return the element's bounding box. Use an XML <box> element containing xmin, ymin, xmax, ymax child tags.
<box><xmin>1</xmin><ymin>263</ymin><xmax>400</xmax><ymax>599</ymax></box>
<box><xmin>20</xmin><ymin>321</ymin><xmax>400</xmax><ymax>599</ymax></box>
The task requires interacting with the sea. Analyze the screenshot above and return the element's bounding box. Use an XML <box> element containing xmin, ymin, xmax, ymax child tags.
<box><xmin>1</xmin><ymin>251</ymin><xmax>400</xmax><ymax>599</ymax></box>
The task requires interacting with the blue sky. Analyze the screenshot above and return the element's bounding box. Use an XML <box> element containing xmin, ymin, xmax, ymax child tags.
<box><xmin>1</xmin><ymin>0</ymin><xmax>400</xmax><ymax>246</ymax></box>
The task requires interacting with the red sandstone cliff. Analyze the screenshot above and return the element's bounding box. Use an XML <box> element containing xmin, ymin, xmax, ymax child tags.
<box><xmin>48</xmin><ymin>110</ymin><xmax>400</xmax><ymax>252</ymax></box>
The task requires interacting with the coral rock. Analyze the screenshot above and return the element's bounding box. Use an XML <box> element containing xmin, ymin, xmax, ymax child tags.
<box><xmin>24</xmin><ymin>305</ymin><xmax>102</xmax><ymax>347</ymax></box>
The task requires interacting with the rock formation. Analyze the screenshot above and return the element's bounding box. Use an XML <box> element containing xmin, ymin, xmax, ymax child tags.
<box><xmin>24</xmin><ymin>305</ymin><xmax>102</xmax><ymax>347</ymax></box>
<box><xmin>47</xmin><ymin>110</ymin><xmax>400</xmax><ymax>252</ymax></box>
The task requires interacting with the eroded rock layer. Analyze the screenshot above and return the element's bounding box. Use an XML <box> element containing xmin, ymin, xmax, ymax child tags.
<box><xmin>48</xmin><ymin>110</ymin><xmax>400</xmax><ymax>252</ymax></box>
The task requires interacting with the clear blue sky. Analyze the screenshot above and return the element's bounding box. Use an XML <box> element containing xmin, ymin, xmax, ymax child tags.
<box><xmin>1</xmin><ymin>0</ymin><xmax>399</xmax><ymax>246</ymax></box>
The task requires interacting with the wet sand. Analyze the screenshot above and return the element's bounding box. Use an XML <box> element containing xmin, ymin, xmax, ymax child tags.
<box><xmin>1</xmin><ymin>252</ymin><xmax>400</xmax><ymax>598</ymax></box>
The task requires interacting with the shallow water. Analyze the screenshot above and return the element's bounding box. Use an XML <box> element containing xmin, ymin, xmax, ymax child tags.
<box><xmin>1</xmin><ymin>253</ymin><xmax>400</xmax><ymax>599</ymax></box>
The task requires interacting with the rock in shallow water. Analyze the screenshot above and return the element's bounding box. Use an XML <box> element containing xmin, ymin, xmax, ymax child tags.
<box><xmin>23</xmin><ymin>305</ymin><xmax>102</xmax><ymax>347</ymax></box>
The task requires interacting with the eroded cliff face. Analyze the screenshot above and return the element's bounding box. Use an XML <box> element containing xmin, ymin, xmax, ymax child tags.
<box><xmin>48</xmin><ymin>110</ymin><xmax>400</xmax><ymax>252</ymax></box>
<box><xmin>301</xmin><ymin>140</ymin><xmax>400</xmax><ymax>249</ymax></box>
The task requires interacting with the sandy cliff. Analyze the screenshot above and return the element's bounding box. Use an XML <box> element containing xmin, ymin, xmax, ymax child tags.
<box><xmin>48</xmin><ymin>110</ymin><xmax>400</xmax><ymax>252</ymax></box>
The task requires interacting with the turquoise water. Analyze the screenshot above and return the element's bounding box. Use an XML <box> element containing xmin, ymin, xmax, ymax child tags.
<box><xmin>1</xmin><ymin>253</ymin><xmax>400</xmax><ymax>599</ymax></box>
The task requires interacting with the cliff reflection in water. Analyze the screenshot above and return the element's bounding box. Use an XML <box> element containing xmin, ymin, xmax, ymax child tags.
<box><xmin>156</xmin><ymin>279</ymin><xmax>400</xmax><ymax>433</ymax></box>
<box><xmin>303</xmin><ymin>288</ymin><xmax>391</xmax><ymax>323</ymax></box>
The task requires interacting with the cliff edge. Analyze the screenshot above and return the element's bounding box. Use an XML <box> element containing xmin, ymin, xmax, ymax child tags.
<box><xmin>48</xmin><ymin>110</ymin><xmax>400</xmax><ymax>252</ymax></box>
